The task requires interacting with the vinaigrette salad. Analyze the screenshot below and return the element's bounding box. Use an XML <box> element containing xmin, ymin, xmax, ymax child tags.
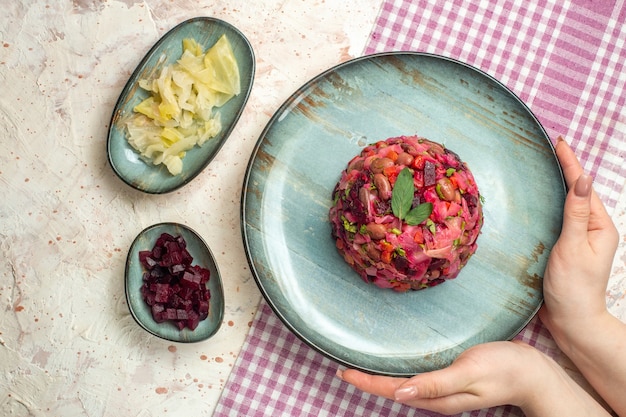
<box><xmin>329</xmin><ymin>135</ymin><xmax>483</xmax><ymax>292</ymax></box>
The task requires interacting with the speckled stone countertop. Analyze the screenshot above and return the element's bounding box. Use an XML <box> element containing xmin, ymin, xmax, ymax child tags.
<box><xmin>0</xmin><ymin>1</ymin><xmax>380</xmax><ymax>415</ymax></box>
<box><xmin>4</xmin><ymin>1</ymin><xmax>626</xmax><ymax>416</ymax></box>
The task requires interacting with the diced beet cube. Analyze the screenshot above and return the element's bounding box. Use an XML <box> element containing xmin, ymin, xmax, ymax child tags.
<box><xmin>198</xmin><ymin>288</ymin><xmax>210</xmax><ymax>301</ymax></box>
<box><xmin>144</xmin><ymin>293</ymin><xmax>156</xmax><ymax>306</ymax></box>
<box><xmin>190</xmin><ymin>265</ymin><xmax>210</xmax><ymax>283</ymax></box>
<box><xmin>155</xmin><ymin>233</ymin><xmax>175</xmax><ymax>247</ymax></box>
<box><xmin>153</xmin><ymin>311</ymin><xmax>165</xmax><ymax>323</ymax></box>
<box><xmin>181</xmin><ymin>270</ymin><xmax>200</xmax><ymax>289</ymax></box>
<box><xmin>151</xmin><ymin>303</ymin><xmax>165</xmax><ymax>317</ymax></box>
<box><xmin>176</xmin><ymin>309</ymin><xmax>188</xmax><ymax>320</ymax></box>
<box><xmin>170</xmin><ymin>263</ymin><xmax>186</xmax><ymax>274</ymax></box>
<box><xmin>175</xmin><ymin>320</ymin><xmax>186</xmax><ymax>330</ymax></box>
<box><xmin>170</xmin><ymin>250</ymin><xmax>184</xmax><ymax>266</ymax></box>
<box><xmin>151</xmin><ymin>245</ymin><xmax>163</xmax><ymax>260</ymax></box>
<box><xmin>159</xmin><ymin>253</ymin><xmax>171</xmax><ymax>267</ymax></box>
<box><xmin>178</xmin><ymin>286</ymin><xmax>193</xmax><ymax>300</ymax></box>
<box><xmin>181</xmin><ymin>249</ymin><xmax>193</xmax><ymax>266</ymax></box>
<box><xmin>154</xmin><ymin>283</ymin><xmax>171</xmax><ymax>303</ymax></box>
<box><xmin>186</xmin><ymin>310</ymin><xmax>200</xmax><ymax>330</ymax></box>
<box><xmin>197</xmin><ymin>300</ymin><xmax>209</xmax><ymax>319</ymax></box>
<box><xmin>164</xmin><ymin>240</ymin><xmax>178</xmax><ymax>251</ymax></box>
<box><xmin>424</xmin><ymin>160</ymin><xmax>437</xmax><ymax>186</ymax></box>
<box><xmin>163</xmin><ymin>308</ymin><xmax>178</xmax><ymax>320</ymax></box>
<box><xmin>139</xmin><ymin>251</ymin><xmax>157</xmax><ymax>269</ymax></box>
<box><xmin>149</xmin><ymin>267</ymin><xmax>164</xmax><ymax>279</ymax></box>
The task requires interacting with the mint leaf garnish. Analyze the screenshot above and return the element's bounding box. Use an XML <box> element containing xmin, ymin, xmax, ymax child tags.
<box><xmin>391</xmin><ymin>167</ymin><xmax>414</xmax><ymax>220</ymax></box>
<box><xmin>404</xmin><ymin>202</ymin><xmax>433</xmax><ymax>225</ymax></box>
<box><xmin>391</xmin><ymin>167</ymin><xmax>433</xmax><ymax>225</ymax></box>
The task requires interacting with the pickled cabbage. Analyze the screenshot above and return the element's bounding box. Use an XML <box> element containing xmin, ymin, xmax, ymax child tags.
<box><xmin>125</xmin><ymin>35</ymin><xmax>240</xmax><ymax>175</ymax></box>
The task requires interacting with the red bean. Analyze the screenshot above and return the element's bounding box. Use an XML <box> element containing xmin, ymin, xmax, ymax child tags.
<box><xmin>366</xmin><ymin>223</ymin><xmax>387</xmax><ymax>240</ymax></box>
<box><xmin>396</xmin><ymin>152</ymin><xmax>414</xmax><ymax>167</ymax></box>
<box><xmin>370</xmin><ymin>157</ymin><xmax>394</xmax><ymax>173</ymax></box>
<box><xmin>373</xmin><ymin>173</ymin><xmax>391</xmax><ymax>200</ymax></box>
<box><xmin>437</xmin><ymin>178</ymin><xmax>456</xmax><ymax>201</ymax></box>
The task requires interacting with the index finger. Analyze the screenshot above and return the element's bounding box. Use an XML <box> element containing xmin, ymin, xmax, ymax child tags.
<box><xmin>338</xmin><ymin>369</ymin><xmax>405</xmax><ymax>400</ymax></box>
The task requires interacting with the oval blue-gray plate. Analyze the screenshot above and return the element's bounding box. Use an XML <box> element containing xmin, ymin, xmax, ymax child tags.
<box><xmin>125</xmin><ymin>222</ymin><xmax>224</xmax><ymax>343</ymax></box>
<box><xmin>108</xmin><ymin>17</ymin><xmax>255</xmax><ymax>194</ymax></box>
<box><xmin>241</xmin><ymin>52</ymin><xmax>565</xmax><ymax>375</ymax></box>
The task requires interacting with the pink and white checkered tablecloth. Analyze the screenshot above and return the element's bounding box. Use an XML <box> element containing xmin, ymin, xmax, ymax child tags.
<box><xmin>215</xmin><ymin>1</ymin><xmax>626</xmax><ymax>416</ymax></box>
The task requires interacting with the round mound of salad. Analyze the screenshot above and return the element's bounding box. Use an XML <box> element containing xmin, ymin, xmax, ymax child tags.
<box><xmin>329</xmin><ymin>135</ymin><xmax>484</xmax><ymax>292</ymax></box>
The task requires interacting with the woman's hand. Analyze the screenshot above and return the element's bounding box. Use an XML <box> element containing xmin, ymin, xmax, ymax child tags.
<box><xmin>539</xmin><ymin>138</ymin><xmax>625</xmax><ymax>416</ymax></box>
<box><xmin>337</xmin><ymin>341</ymin><xmax>610</xmax><ymax>416</ymax></box>
<box><xmin>539</xmin><ymin>137</ymin><xmax>619</xmax><ymax>337</ymax></box>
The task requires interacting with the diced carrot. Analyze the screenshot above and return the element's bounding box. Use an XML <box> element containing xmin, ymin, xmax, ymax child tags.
<box><xmin>391</xmin><ymin>281</ymin><xmax>410</xmax><ymax>292</ymax></box>
<box><xmin>412</xmin><ymin>155</ymin><xmax>425</xmax><ymax>170</ymax></box>
<box><xmin>413</xmin><ymin>229</ymin><xmax>424</xmax><ymax>244</ymax></box>
<box><xmin>379</xmin><ymin>241</ymin><xmax>393</xmax><ymax>252</ymax></box>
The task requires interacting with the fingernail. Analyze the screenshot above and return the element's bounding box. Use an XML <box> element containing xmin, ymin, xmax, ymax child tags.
<box><xmin>574</xmin><ymin>173</ymin><xmax>592</xmax><ymax>197</ymax></box>
<box><xmin>335</xmin><ymin>369</ymin><xmax>344</xmax><ymax>379</ymax></box>
<box><xmin>394</xmin><ymin>385</ymin><xmax>418</xmax><ymax>401</ymax></box>
<box><xmin>556</xmin><ymin>135</ymin><xmax>565</xmax><ymax>144</ymax></box>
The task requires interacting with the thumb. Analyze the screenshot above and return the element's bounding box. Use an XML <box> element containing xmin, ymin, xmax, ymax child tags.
<box><xmin>559</xmin><ymin>173</ymin><xmax>593</xmax><ymax>245</ymax></box>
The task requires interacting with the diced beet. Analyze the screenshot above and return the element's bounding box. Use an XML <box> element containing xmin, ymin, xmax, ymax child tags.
<box><xmin>181</xmin><ymin>270</ymin><xmax>201</xmax><ymax>289</ymax></box>
<box><xmin>144</xmin><ymin>292</ymin><xmax>156</xmax><ymax>306</ymax></box>
<box><xmin>168</xmin><ymin>294</ymin><xmax>181</xmax><ymax>308</ymax></box>
<box><xmin>190</xmin><ymin>264</ymin><xmax>210</xmax><ymax>283</ymax></box>
<box><xmin>153</xmin><ymin>310</ymin><xmax>166</xmax><ymax>323</ymax></box>
<box><xmin>139</xmin><ymin>251</ymin><xmax>157</xmax><ymax>269</ymax></box>
<box><xmin>170</xmin><ymin>263</ymin><xmax>186</xmax><ymax>274</ymax></box>
<box><xmin>149</xmin><ymin>267</ymin><xmax>164</xmax><ymax>279</ymax></box>
<box><xmin>180</xmin><ymin>299</ymin><xmax>193</xmax><ymax>311</ymax></box>
<box><xmin>181</xmin><ymin>249</ymin><xmax>193</xmax><ymax>266</ymax></box>
<box><xmin>175</xmin><ymin>235</ymin><xmax>186</xmax><ymax>248</ymax></box>
<box><xmin>155</xmin><ymin>233</ymin><xmax>175</xmax><ymax>248</ymax></box>
<box><xmin>186</xmin><ymin>310</ymin><xmax>200</xmax><ymax>330</ymax></box>
<box><xmin>139</xmin><ymin>233</ymin><xmax>212</xmax><ymax>331</ymax></box>
<box><xmin>178</xmin><ymin>286</ymin><xmax>193</xmax><ymax>300</ymax></box>
<box><xmin>151</xmin><ymin>303</ymin><xmax>166</xmax><ymax>322</ymax></box>
<box><xmin>151</xmin><ymin>245</ymin><xmax>163</xmax><ymax>260</ymax></box>
<box><xmin>424</xmin><ymin>160</ymin><xmax>437</xmax><ymax>186</ymax></box>
<box><xmin>154</xmin><ymin>283</ymin><xmax>171</xmax><ymax>303</ymax></box>
<box><xmin>197</xmin><ymin>300</ymin><xmax>209</xmax><ymax>319</ymax></box>
<box><xmin>163</xmin><ymin>308</ymin><xmax>178</xmax><ymax>320</ymax></box>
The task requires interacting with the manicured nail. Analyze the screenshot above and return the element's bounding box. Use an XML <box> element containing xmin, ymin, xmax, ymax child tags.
<box><xmin>556</xmin><ymin>135</ymin><xmax>565</xmax><ymax>143</ymax></box>
<box><xmin>394</xmin><ymin>385</ymin><xmax>418</xmax><ymax>401</ymax></box>
<box><xmin>335</xmin><ymin>369</ymin><xmax>344</xmax><ymax>379</ymax></box>
<box><xmin>574</xmin><ymin>173</ymin><xmax>592</xmax><ymax>197</ymax></box>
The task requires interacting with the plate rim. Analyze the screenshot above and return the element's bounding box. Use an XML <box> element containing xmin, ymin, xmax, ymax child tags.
<box><xmin>240</xmin><ymin>51</ymin><xmax>564</xmax><ymax>375</ymax></box>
